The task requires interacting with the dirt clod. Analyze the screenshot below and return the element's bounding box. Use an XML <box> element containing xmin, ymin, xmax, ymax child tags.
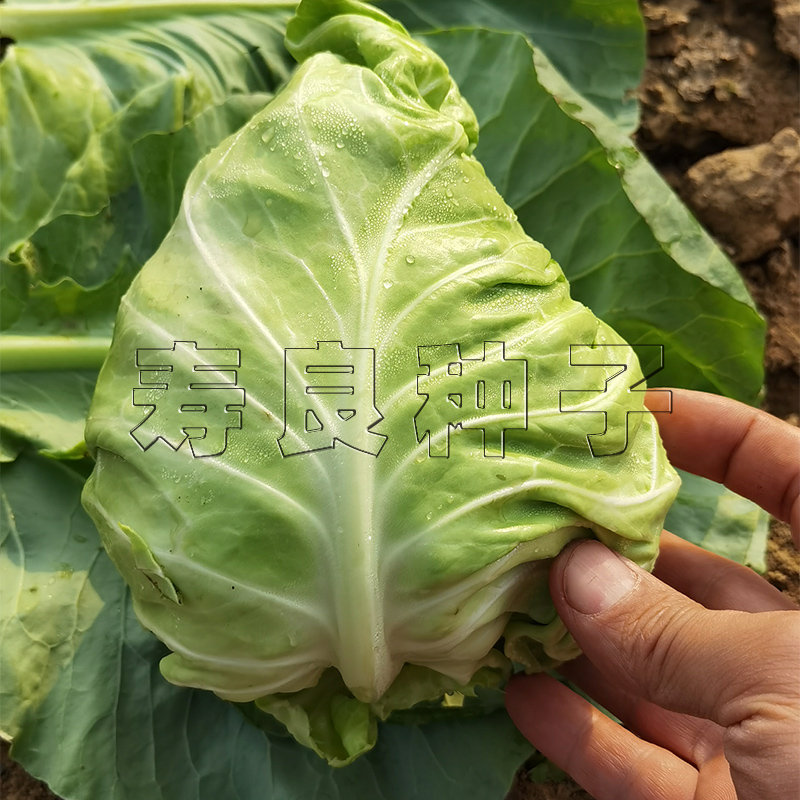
<box><xmin>768</xmin><ymin>518</ymin><xmax>800</xmax><ymax>605</ymax></box>
<box><xmin>773</xmin><ymin>0</ymin><xmax>800</xmax><ymax>58</ymax></box>
<box><xmin>740</xmin><ymin>238</ymin><xmax>800</xmax><ymax>376</ymax></box>
<box><xmin>683</xmin><ymin>129</ymin><xmax>800</xmax><ymax>261</ymax></box>
<box><xmin>639</xmin><ymin>0</ymin><xmax>800</xmax><ymax>154</ymax></box>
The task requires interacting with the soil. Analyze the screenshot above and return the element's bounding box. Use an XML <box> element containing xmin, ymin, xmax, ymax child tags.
<box><xmin>0</xmin><ymin>748</ymin><xmax>57</xmax><ymax>800</ymax></box>
<box><xmin>2</xmin><ymin>0</ymin><xmax>798</xmax><ymax>798</ymax></box>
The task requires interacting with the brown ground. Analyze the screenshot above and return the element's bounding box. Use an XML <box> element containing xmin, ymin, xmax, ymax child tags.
<box><xmin>2</xmin><ymin>0</ymin><xmax>798</xmax><ymax>798</ymax></box>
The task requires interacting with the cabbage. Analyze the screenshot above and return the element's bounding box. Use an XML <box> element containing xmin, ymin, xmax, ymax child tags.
<box><xmin>82</xmin><ymin>0</ymin><xmax>680</xmax><ymax>765</ymax></box>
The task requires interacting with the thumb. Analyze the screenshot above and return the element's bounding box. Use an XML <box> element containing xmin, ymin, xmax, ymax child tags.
<box><xmin>551</xmin><ymin>539</ymin><xmax>795</xmax><ymax>727</ymax></box>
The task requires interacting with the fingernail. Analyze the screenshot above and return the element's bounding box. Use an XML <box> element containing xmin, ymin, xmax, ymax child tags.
<box><xmin>563</xmin><ymin>540</ymin><xmax>638</xmax><ymax>615</ymax></box>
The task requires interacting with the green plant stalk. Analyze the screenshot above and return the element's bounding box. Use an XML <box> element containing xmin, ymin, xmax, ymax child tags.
<box><xmin>0</xmin><ymin>0</ymin><xmax>298</xmax><ymax>38</ymax></box>
<box><xmin>0</xmin><ymin>336</ymin><xmax>111</xmax><ymax>372</ymax></box>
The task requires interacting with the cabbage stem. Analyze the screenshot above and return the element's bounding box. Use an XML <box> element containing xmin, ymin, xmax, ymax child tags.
<box><xmin>0</xmin><ymin>0</ymin><xmax>298</xmax><ymax>38</ymax></box>
<box><xmin>0</xmin><ymin>336</ymin><xmax>111</xmax><ymax>372</ymax></box>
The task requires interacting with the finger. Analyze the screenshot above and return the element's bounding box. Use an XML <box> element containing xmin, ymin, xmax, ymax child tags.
<box><xmin>560</xmin><ymin>656</ymin><xmax>725</xmax><ymax>768</ymax></box>
<box><xmin>695</xmin><ymin>752</ymin><xmax>736</xmax><ymax>800</ymax></box>
<box><xmin>550</xmin><ymin>539</ymin><xmax>800</xmax><ymax>727</ymax></box>
<box><xmin>645</xmin><ymin>388</ymin><xmax>800</xmax><ymax>546</ymax></box>
<box><xmin>505</xmin><ymin>672</ymin><xmax>698</xmax><ymax>800</ymax></box>
<box><xmin>654</xmin><ymin>531</ymin><xmax>796</xmax><ymax>612</ymax></box>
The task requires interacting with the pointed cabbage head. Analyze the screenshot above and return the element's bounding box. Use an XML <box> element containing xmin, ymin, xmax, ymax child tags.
<box><xmin>83</xmin><ymin>0</ymin><xmax>680</xmax><ymax>765</ymax></box>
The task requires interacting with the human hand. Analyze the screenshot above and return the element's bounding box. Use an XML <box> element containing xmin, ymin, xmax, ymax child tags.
<box><xmin>506</xmin><ymin>388</ymin><xmax>800</xmax><ymax>799</ymax></box>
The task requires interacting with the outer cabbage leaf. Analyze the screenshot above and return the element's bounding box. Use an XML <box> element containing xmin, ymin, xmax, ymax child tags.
<box><xmin>0</xmin><ymin>0</ymin><xmax>293</xmax><ymax>269</ymax></box>
<box><xmin>83</xmin><ymin>0</ymin><xmax>679</xmax><ymax>764</ymax></box>
<box><xmin>665</xmin><ymin>469</ymin><xmax>770</xmax><ymax>574</ymax></box>
<box><xmin>419</xmin><ymin>29</ymin><xmax>764</xmax><ymax>406</ymax></box>
<box><xmin>0</xmin><ymin>371</ymin><xmax>99</xmax><ymax>461</ymax></box>
<box><xmin>0</xmin><ymin>452</ymin><xmax>532</xmax><ymax>800</ymax></box>
<box><xmin>382</xmin><ymin>0</ymin><xmax>647</xmax><ymax>133</ymax></box>
<box><xmin>0</xmin><ymin>0</ymin><xmax>295</xmax><ymax>459</ymax></box>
